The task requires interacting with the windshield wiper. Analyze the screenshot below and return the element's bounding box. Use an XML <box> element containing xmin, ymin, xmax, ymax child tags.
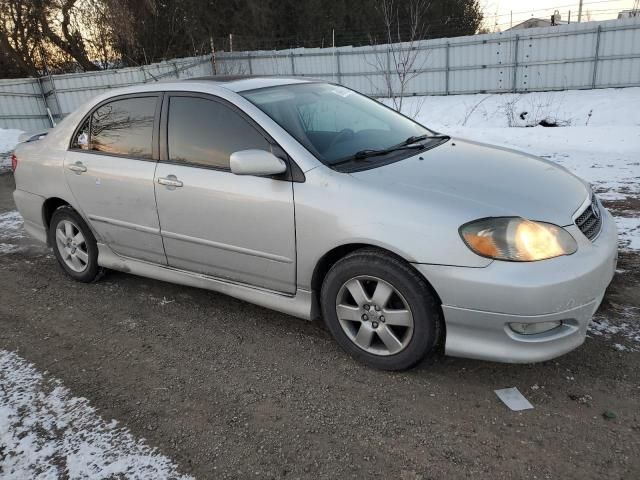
<box><xmin>351</xmin><ymin>143</ymin><xmax>426</xmax><ymax>161</ymax></box>
<box><xmin>332</xmin><ymin>134</ymin><xmax>448</xmax><ymax>165</ymax></box>
<box><xmin>403</xmin><ymin>134</ymin><xmax>430</xmax><ymax>145</ymax></box>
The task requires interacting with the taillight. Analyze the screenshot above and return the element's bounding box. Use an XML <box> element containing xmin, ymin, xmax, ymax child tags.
<box><xmin>10</xmin><ymin>153</ymin><xmax>17</xmax><ymax>172</ymax></box>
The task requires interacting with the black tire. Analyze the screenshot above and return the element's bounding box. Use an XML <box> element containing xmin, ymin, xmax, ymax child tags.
<box><xmin>48</xmin><ymin>205</ymin><xmax>103</xmax><ymax>283</ymax></box>
<box><xmin>321</xmin><ymin>248</ymin><xmax>442</xmax><ymax>371</ymax></box>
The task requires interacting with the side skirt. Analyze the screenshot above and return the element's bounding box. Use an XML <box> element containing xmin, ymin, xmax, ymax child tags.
<box><xmin>97</xmin><ymin>243</ymin><xmax>314</xmax><ymax>320</ymax></box>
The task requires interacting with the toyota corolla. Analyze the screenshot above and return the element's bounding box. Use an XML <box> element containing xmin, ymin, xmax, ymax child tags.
<box><xmin>12</xmin><ymin>77</ymin><xmax>618</xmax><ymax>370</ymax></box>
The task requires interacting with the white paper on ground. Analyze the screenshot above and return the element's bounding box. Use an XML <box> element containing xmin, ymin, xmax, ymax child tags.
<box><xmin>494</xmin><ymin>387</ymin><xmax>534</xmax><ymax>411</ymax></box>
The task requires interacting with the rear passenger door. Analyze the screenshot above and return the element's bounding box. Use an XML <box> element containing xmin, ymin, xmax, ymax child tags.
<box><xmin>154</xmin><ymin>93</ymin><xmax>296</xmax><ymax>293</ymax></box>
<box><xmin>65</xmin><ymin>94</ymin><xmax>167</xmax><ymax>264</ymax></box>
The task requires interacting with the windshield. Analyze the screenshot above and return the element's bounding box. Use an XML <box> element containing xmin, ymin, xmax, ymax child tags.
<box><xmin>241</xmin><ymin>83</ymin><xmax>433</xmax><ymax>165</ymax></box>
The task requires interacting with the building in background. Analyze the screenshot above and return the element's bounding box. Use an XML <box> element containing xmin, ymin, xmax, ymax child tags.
<box><xmin>618</xmin><ymin>9</ymin><xmax>640</xmax><ymax>19</ymax></box>
<box><xmin>508</xmin><ymin>11</ymin><xmax>568</xmax><ymax>31</ymax></box>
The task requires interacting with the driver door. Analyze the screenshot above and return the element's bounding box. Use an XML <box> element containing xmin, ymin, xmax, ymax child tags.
<box><xmin>154</xmin><ymin>93</ymin><xmax>297</xmax><ymax>294</ymax></box>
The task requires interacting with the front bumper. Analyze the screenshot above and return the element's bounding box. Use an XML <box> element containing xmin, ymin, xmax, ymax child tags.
<box><xmin>415</xmin><ymin>208</ymin><xmax>618</xmax><ymax>363</ymax></box>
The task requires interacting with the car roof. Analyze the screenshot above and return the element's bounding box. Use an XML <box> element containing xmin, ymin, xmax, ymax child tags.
<box><xmin>184</xmin><ymin>75</ymin><xmax>323</xmax><ymax>92</ymax></box>
<box><xmin>79</xmin><ymin>76</ymin><xmax>326</xmax><ymax>107</ymax></box>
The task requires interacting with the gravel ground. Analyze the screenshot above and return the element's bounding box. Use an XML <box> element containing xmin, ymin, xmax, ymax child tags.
<box><xmin>1</xmin><ymin>172</ymin><xmax>639</xmax><ymax>479</ymax></box>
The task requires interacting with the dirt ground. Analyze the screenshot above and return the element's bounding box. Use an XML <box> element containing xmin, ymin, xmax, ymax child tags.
<box><xmin>1</xmin><ymin>171</ymin><xmax>639</xmax><ymax>480</ymax></box>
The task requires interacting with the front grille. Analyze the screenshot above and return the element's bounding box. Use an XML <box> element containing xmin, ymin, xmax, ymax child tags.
<box><xmin>575</xmin><ymin>195</ymin><xmax>602</xmax><ymax>241</ymax></box>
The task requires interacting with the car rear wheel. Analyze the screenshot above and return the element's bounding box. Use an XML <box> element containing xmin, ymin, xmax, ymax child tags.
<box><xmin>49</xmin><ymin>205</ymin><xmax>103</xmax><ymax>283</ymax></box>
<box><xmin>321</xmin><ymin>248</ymin><xmax>442</xmax><ymax>370</ymax></box>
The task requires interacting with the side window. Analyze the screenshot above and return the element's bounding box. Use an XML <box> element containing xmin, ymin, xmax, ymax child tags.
<box><xmin>90</xmin><ymin>97</ymin><xmax>156</xmax><ymax>159</ymax></box>
<box><xmin>72</xmin><ymin>117</ymin><xmax>90</xmax><ymax>150</ymax></box>
<box><xmin>167</xmin><ymin>96</ymin><xmax>271</xmax><ymax>169</ymax></box>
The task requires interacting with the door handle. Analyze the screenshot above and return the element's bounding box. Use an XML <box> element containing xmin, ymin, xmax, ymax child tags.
<box><xmin>68</xmin><ymin>161</ymin><xmax>87</xmax><ymax>174</ymax></box>
<box><xmin>158</xmin><ymin>176</ymin><xmax>183</xmax><ymax>188</ymax></box>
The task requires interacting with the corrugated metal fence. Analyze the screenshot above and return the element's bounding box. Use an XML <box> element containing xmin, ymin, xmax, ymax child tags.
<box><xmin>216</xmin><ymin>17</ymin><xmax>640</xmax><ymax>97</ymax></box>
<box><xmin>2</xmin><ymin>17</ymin><xmax>640</xmax><ymax>132</ymax></box>
<box><xmin>0</xmin><ymin>55</ymin><xmax>213</xmax><ymax>132</ymax></box>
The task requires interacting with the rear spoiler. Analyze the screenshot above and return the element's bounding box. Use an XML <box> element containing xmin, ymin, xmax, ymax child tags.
<box><xmin>18</xmin><ymin>129</ymin><xmax>50</xmax><ymax>143</ymax></box>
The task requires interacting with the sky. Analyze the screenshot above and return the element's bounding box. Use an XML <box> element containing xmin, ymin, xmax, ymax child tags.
<box><xmin>481</xmin><ymin>0</ymin><xmax>638</xmax><ymax>30</ymax></box>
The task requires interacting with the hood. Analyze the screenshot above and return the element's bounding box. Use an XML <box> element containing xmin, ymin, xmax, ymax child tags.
<box><xmin>350</xmin><ymin>137</ymin><xmax>590</xmax><ymax>226</ymax></box>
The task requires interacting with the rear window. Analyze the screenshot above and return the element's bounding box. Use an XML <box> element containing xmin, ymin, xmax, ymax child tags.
<box><xmin>89</xmin><ymin>97</ymin><xmax>156</xmax><ymax>159</ymax></box>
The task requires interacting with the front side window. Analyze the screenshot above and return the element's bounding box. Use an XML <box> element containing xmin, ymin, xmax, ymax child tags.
<box><xmin>167</xmin><ymin>96</ymin><xmax>271</xmax><ymax>169</ymax></box>
<box><xmin>241</xmin><ymin>83</ymin><xmax>433</xmax><ymax>165</ymax></box>
<box><xmin>90</xmin><ymin>97</ymin><xmax>156</xmax><ymax>159</ymax></box>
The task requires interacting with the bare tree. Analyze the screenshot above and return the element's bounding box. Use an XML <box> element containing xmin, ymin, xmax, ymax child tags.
<box><xmin>1</xmin><ymin>0</ymin><xmax>104</xmax><ymax>76</ymax></box>
<box><xmin>0</xmin><ymin>0</ymin><xmax>41</xmax><ymax>76</ymax></box>
<box><xmin>35</xmin><ymin>0</ymin><xmax>99</xmax><ymax>71</ymax></box>
<box><xmin>76</xmin><ymin>0</ymin><xmax>135</xmax><ymax>69</ymax></box>
<box><xmin>368</xmin><ymin>0</ymin><xmax>431</xmax><ymax>114</ymax></box>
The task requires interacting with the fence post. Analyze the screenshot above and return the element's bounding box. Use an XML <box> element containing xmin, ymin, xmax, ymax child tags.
<box><xmin>445</xmin><ymin>42</ymin><xmax>450</xmax><ymax>95</ymax></box>
<box><xmin>36</xmin><ymin>77</ymin><xmax>55</xmax><ymax>128</ymax></box>
<box><xmin>247</xmin><ymin>54</ymin><xmax>253</xmax><ymax>75</ymax></box>
<box><xmin>290</xmin><ymin>52</ymin><xmax>295</xmax><ymax>75</ymax></box>
<box><xmin>512</xmin><ymin>34</ymin><xmax>519</xmax><ymax>93</ymax></box>
<box><xmin>336</xmin><ymin>50</ymin><xmax>341</xmax><ymax>83</ymax></box>
<box><xmin>591</xmin><ymin>25</ymin><xmax>602</xmax><ymax>88</ymax></box>
<box><xmin>386</xmin><ymin>46</ymin><xmax>391</xmax><ymax>75</ymax></box>
<box><xmin>48</xmin><ymin>74</ymin><xmax>63</xmax><ymax>123</ymax></box>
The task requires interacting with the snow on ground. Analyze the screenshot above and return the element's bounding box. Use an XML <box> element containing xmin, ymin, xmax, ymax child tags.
<box><xmin>0</xmin><ymin>350</ymin><xmax>193</xmax><ymax>479</ymax></box>
<box><xmin>0</xmin><ymin>210</ymin><xmax>25</xmax><ymax>240</ymax></box>
<box><xmin>405</xmin><ymin>87</ymin><xmax>640</xmax><ymax>129</ymax></box>
<box><xmin>591</xmin><ymin>305</ymin><xmax>640</xmax><ymax>352</ymax></box>
<box><xmin>397</xmin><ymin>87</ymin><xmax>640</xmax><ymax>250</ymax></box>
<box><xmin>0</xmin><ymin>129</ymin><xmax>22</xmax><ymax>173</ymax></box>
<box><xmin>0</xmin><ymin>210</ymin><xmax>26</xmax><ymax>254</ymax></box>
<box><xmin>616</xmin><ymin>216</ymin><xmax>640</xmax><ymax>251</ymax></box>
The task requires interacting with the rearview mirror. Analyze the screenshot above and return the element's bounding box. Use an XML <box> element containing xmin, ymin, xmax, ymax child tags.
<box><xmin>230</xmin><ymin>150</ymin><xmax>287</xmax><ymax>176</ymax></box>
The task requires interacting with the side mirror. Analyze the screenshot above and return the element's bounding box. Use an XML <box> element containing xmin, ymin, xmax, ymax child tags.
<box><xmin>230</xmin><ymin>149</ymin><xmax>287</xmax><ymax>177</ymax></box>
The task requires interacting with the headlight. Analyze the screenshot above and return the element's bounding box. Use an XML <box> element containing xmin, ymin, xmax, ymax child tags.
<box><xmin>459</xmin><ymin>217</ymin><xmax>577</xmax><ymax>261</ymax></box>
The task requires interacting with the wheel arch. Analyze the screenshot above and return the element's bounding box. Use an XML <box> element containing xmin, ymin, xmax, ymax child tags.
<box><xmin>42</xmin><ymin>197</ymin><xmax>71</xmax><ymax>244</ymax></box>
<box><xmin>310</xmin><ymin>243</ymin><xmax>444</xmax><ymax>320</ymax></box>
<box><xmin>42</xmin><ymin>197</ymin><xmax>98</xmax><ymax>247</ymax></box>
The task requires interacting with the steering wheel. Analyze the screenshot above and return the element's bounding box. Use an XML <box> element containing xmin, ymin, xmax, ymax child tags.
<box><xmin>326</xmin><ymin>128</ymin><xmax>354</xmax><ymax>152</ymax></box>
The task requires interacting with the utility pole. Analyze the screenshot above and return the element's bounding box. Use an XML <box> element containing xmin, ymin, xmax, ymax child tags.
<box><xmin>510</xmin><ymin>11</ymin><xmax>513</xmax><ymax>28</ymax></box>
<box><xmin>578</xmin><ymin>0</ymin><xmax>584</xmax><ymax>22</ymax></box>
<box><xmin>568</xmin><ymin>10</ymin><xmax>571</xmax><ymax>24</ymax></box>
<box><xmin>229</xmin><ymin>33</ymin><xmax>233</xmax><ymax>52</ymax></box>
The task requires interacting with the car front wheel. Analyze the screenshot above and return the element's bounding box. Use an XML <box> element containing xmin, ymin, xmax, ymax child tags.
<box><xmin>321</xmin><ymin>248</ymin><xmax>442</xmax><ymax>370</ymax></box>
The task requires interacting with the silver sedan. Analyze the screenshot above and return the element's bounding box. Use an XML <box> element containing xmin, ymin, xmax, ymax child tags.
<box><xmin>12</xmin><ymin>77</ymin><xmax>618</xmax><ymax>370</ymax></box>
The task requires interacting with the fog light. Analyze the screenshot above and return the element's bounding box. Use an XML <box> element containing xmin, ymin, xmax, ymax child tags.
<box><xmin>509</xmin><ymin>321</ymin><xmax>562</xmax><ymax>335</ymax></box>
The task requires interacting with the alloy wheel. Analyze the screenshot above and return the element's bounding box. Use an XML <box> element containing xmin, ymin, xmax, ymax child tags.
<box><xmin>335</xmin><ymin>276</ymin><xmax>414</xmax><ymax>356</ymax></box>
<box><xmin>55</xmin><ymin>219</ymin><xmax>89</xmax><ymax>273</ymax></box>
